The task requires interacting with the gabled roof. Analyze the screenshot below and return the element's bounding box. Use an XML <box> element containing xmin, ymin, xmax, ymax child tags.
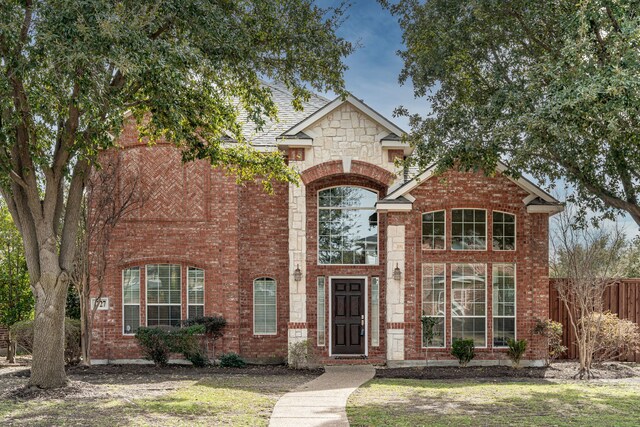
<box><xmin>237</xmin><ymin>82</ymin><xmax>330</xmax><ymax>146</ymax></box>
<box><xmin>279</xmin><ymin>94</ymin><xmax>406</xmax><ymax>138</ymax></box>
<box><xmin>380</xmin><ymin>161</ymin><xmax>564</xmax><ymax>214</ymax></box>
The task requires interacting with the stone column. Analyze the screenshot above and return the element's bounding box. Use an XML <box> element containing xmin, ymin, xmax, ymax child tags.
<box><xmin>288</xmin><ymin>182</ymin><xmax>308</xmax><ymax>357</ymax></box>
<box><xmin>386</xmin><ymin>225</ymin><xmax>405</xmax><ymax>361</ymax></box>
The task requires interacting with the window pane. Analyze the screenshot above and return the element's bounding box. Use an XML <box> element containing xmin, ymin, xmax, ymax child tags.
<box><xmin>123</xmin><ymin>305</ymin><xmax>139</xmax><ymax>334</ymax></box>
<box><xmin>451</xmin><ymin>264</ymin><xmax>486</xmax><ymax>347</ymax></box>
<box><xmin>147</xmin><ymin>305</ymin><xmax>181</xmax><ymax>327</ymax></box>
<box><xmin>254</xmin><ymin>278</ymin><xmax>277</xmax><ymax>334</ymax></box>
<box><xmin>188</xmin><ymin>267</ymin><xmax>205</xmax><ymax>305</ymax></box>
<box><xmin>422</xmin><ymin>210</ymin><xmax>446</xmax><ymax>250</ymax></box>
<box><xmin>452</xmin><ymin>317</ymin><xmax>486</xmax><ymax>347</ymax></box>
<box><xmin>492</xmin><ymin>264</ymin><xmax>516</xmax><ymax>347</ymax></box>
<box><xmin>317</xmin><ymin>277</ymin><xmax>326</xmax><ymax>346</ymax></box>
<box><xmin>422</xmin><ymin>264</ymin><xmax>446</xmax><ymax>348</ymax></box>
<box><xmin>451</xmin><ymin>209</ymin><xmax>486</xmax><ymax>250</ymax></box>
<box><xmin>188</xmin><ymin>305</ymin><xmax>204</xmax><ymax>320</ymax></box>
<box><xmin>371</xmin><ymin>277</ymin><xmax>380</xmax><ymax>347</ymax></box>
<box><xmin>318</xmin><ymin>187</ymin><xmax>378</xmax><ymax>265</ymax></box>
<box><xmin>123</xmin><ymin>268</ymin><xmax>140</xmax><ymax>304</ymax></box>
<box><xmin>493</xmin><ymin>212</ymin><xmax>516</xmax><ymax>251</ymax></box>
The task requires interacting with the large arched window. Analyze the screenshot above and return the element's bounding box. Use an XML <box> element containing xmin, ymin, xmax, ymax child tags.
<box><xmin>318</xmin><ymin>186</ymin><xmax>378</xmax><ymax>265</ymax></box>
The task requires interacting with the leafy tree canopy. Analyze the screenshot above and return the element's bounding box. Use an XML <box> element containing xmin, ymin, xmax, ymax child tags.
<box><xmin>384</xmin><ymin>0</ymin><xmax>640</xmax><ymax>227</ymax></box>
<box><xmin>0</xmin><ymin>0</ymin><xmax>352</xmax><ymax>388</ymax></box>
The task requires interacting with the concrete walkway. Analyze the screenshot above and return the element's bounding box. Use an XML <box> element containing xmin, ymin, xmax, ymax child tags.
<box><xmin>269</xmin><ymin>365</ymin><xmax>375</xmax><ymax>427</ymax></box>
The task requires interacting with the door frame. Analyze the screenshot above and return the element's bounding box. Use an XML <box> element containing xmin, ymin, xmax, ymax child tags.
<box><xmin>328</xmin><ymin>276</ymin><xmax>368</xmax><ymax>357</ymax></box>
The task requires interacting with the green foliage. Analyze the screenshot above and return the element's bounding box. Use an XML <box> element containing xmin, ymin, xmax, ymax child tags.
<box><xmin>421</xmin><ymin>315</ymin><xmax>441</xmax><ymax>348</ymax></box>
<box><xmin>10</xmin><ymin>318</ymin><xmax>81</xmax><ymax>364</ymax></box>
<box><xmin>0</xmin><ymin>204</ymin><xmax>32</xmax><ymax>329</ymax></box>
<box><xmin>451</xmin><ymin>339</ymin><xmax>475</xmax><ymax>367</ymax></box>
<box><xmin>182</xmin><ymin>316</ymin><xmax>227</xmax><ymax>340</ymax></box>
<box><xmin>506</xmin><ymin>338</ymin><xmax>528</xmax><ymax>368</ymax></box>
<box><xmin>65</xmin><ymin>284</ymin><xmax>81</xmax><ymax>320</ymax></box>
<box><xmin>219</xmin><ymin>352</ymin><xmax>246</xmax><ymax>368</ymax></box>
<box><xmin>533</xmin><ymin>318</ymin><xmax>567</xmax><ymax>366</ymax></box>
<box><xmin>135</xmin><ymin>328</ymin><xmax>172</xmax><ymax>366</ymax></box>
<box><xmin>385</xmin><ymin>0</ymin><xmax>640</xmax><ymax>226</ymax></box>
<box><xmin>135</xmin><ymin>325</ymin><xmax>208</xmax><ymax>367</ymax></box>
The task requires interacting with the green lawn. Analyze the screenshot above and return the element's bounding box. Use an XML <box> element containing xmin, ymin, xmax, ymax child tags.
<box><xmin>0</xmin><ymin>372</ymin><xmax>312</xmax><ymax>426</ymax></box>
<box><xmin>347</xmin><ymin>378</ymin><xmax>640</xmax><ymax>426</ymax></box>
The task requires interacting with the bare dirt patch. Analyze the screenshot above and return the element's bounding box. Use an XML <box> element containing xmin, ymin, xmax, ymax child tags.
<box><xmin>376</xmin><ymin>361</ymin><xmax>640</xmax><ymax>381</ymax></box>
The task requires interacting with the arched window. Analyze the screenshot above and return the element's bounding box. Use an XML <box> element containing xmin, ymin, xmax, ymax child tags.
<box><xmin>318</xmin><ymin>186</ymin><xmax>378</xmax><ymax>265</ymax></box>
<box><xmin>254</xmin><ymin>277</ymin><xmax>277</xmax><ymax>335</ymax></box>
<box><xmin>422</xmin><ymin>210</ymin><xmax>446</xmax><ymax>250</ymax></box>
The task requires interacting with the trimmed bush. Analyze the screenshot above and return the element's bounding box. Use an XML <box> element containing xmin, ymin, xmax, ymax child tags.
<box><xmin>135</xmin><ymin>327</ymin><xmax>171</xmax><ymax>366</ymax></box>
<box><xmin>507</xmin><ymin>338</ymin><xmax>528</xmax><ymax>368</ymax></box>
<box><xmin>135</xmin><ymin>325</ymin><xmax>208</xmax><ymax>367</ymax></box>
<box><xmin>451</xmin><ymin>339</ymin><xmax>475</xmax><ymax>367</ymax></box>
<box><xmin>182</xmin><ymin>316</ymin><xmax>226</xmax><ymax>340</ymax></box>
<box><xmin>10</xmin><ymin>318</ymin><xmax>81</xmax><ymax>365</ymax></box>
<box><xmin>582</xmin><ymin>311</ymin><xmax>640</xmax><ymax>362</ymax></box>
<box><xmin>219</xmin><ymin>352</ymin><xmax>246</xmax><ymax>368</ymax></box>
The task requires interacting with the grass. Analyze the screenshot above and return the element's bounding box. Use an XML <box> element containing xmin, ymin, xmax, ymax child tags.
<box><xmin>347</xmin><ymin>378</ymin><xmax>640</xmax><ymax>426</ymax></box>
<box><xmin>0</xmin><ymin>374</ymin><xmax>308</xmax><ymax>426</ymax></box>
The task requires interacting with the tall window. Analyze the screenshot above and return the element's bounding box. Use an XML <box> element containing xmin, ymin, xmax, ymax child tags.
<box><xmin>422</xmin><ymin>210</ymin><xmax>446</xmax><ymax>250</ymax></box>
<box><xmin>254</xmin><ymin>277</ymin><xmax>277</xmax><ymax>335</ymax></box>
<box><xmin>187</xmin><ymin>267</ymin><xmax>205</xmax><ymax>319</ymax></box>
<box><xmin>422</xmin><ymin>264</ymin><xmax>446</xmax><ymax>347</ymax></box>
<box><xmin>317</xmin><ymin>277</ymin><xmax>326</xmax><ymax>346</ymax></box>
<box><xmin>451</xmin><ymin>263</ymin><xmax>486</xmax><ymax>346</ymax></box>
<box><xmin>122</xmin><ymin>267</ymin><xmax>140</xmax><ymax>335</ymax></box>
<box><xmin>493</xmin><ymin>211</ymin><xmax>516</xmax><ymax>251</ymax></box>
<box><xmin>318</xmin><ymin>186</ymin><xmax>378</xmax><ymax>265</ymax></box>
<box><xmin>493</xmin><ymin>264</ymin><xmax>516</xmax><ymax>347</ymax></box>
<box><xmin>146</xmin><ymin>264</ymin><xmax>181</xmax><ymax>327</ymax></box>
<box><xmin>371</xmin><ymin>277</ymin><xmax>380</xmax><ymax>347</ymax></box>
<box><xmin>451</xmin><ymin>209</ymin><xmax>486</xmax><ymax>250</ymax></box>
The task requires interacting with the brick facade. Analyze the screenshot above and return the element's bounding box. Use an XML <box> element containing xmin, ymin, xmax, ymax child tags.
<box><xmin>90</xmin><ymin>95</ymin><xmax>557</xmax><ymax>366</ymax></box>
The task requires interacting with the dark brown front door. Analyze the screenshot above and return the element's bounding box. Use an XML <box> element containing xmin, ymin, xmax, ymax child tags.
<box><xmin>332</xmin><ymin>279</ymin><xmax>365</xmax><ymax>355</ymax></box>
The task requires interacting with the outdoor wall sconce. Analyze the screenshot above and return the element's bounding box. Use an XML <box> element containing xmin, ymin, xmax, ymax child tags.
<box><xmin>293</xmin><ymin>264</ymin><xmax>302</xmax><ymax>282</ymax></box>
<box><xmin>393</xmin><ymin>263</ymin><xmax>402</xmax><ymax>281</ymax></box>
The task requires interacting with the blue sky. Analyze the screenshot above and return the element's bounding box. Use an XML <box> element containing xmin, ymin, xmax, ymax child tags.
<box><xmin>315</xmin><ymin>0</ymin><xmax>426</xmax><ymax>131</ymax></box>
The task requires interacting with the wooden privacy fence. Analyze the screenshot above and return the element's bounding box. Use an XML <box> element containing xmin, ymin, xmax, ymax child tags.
<box><xmin>549</xmin><ymin>279</ymin><xmax>640</xmax><ymax>362</ymax></box>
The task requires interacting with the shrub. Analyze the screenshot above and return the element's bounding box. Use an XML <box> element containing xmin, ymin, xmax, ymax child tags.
<box><xmin>421</xmin><ymin>315</ymin><xmax>441</xmax><ymax>348</ymax></box>
<box><xmin>182</xmin><ymin>316</ymin><xmax>226</xmax><ymax>340</ymax></box>
<box><xmin>135</xmin><ymin>325</ymin><xmax>209</xmax><ymax>367</ymax></box>
<box><xmin>533</xmin><ymin>318</ymin><xmax>566</xmax><ymax>366</ymax></box>
<box><xmin>10</xmin><ymin>318</ymin><xmax>81</xmax><ymax>365</ymax></box>
<box><xmin>451</xmin><ymin>339</ymin><xmax>475</xmax><ymax>367</ymax></box>
<box><xmin>135</xmin><ymin>327</ymin><xmax>171</xmax><ymax>366</ymax></box>
<box><xmin>219</xmin><ymin>352</ymin><xmax>246</xmax><ymax>368</ymax></box>
<box><xmin>507</xmin><ymin>338</ymin><xmax>528</xmax><ymax>368</ymax></box>
<box><xmin>581</xmin><ymin>312</ymin><xmax>640</xmax><ymax>362</ymax></box>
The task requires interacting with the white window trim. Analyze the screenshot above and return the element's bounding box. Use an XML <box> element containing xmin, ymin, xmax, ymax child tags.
<box><xmin>253</xmin><ymin>277</ymin><xmax>278</xmax><ymax>336</ymax></box>
<box><xmin>122</xmin><ymin>267</ymin><xmax>140</xmax><ymax>336</ymax></box>
<box><xmin>421</xmin><ymin>263</ymin><xmax>446</xmax><ymax>349</ymax></box>
<box><xmin>317</xmin><ymin>185</ymin><xmax>380</xmax><ymax>266</ymax></box>
<box><xmin>421</xmin><ymin>210</ymin><xmax>446</xmax><ymax>251</ymax></box>
<box><xmin>492</xmin><ymin>210</ymin><xmax>517</xmax><ymax>252</ymax></box>
<box><xmin>187</xmin><ymin>266</ymin><xmax>205</xmax><ymax>319</ymax></box>
<box><xmin>145</xmin><ymin>264</ymin><xmax>182</xmax><ymax>327</ymax></box>
<box><xmin>450</xmin><ymin>263</ymin><xmax>488</xmax><ymax>348</ymax></box>
<box><xmin>492</xmin><ymin>263</ymin><xmax>517</xmax><ymax>348</ymax></box>
<box><xmin>450</xmin><ymin>208</ymin><xmax>488</xmax><ymax>251</ymax></box>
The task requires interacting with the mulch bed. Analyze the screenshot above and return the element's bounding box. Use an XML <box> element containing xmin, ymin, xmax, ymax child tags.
<box><xmin>65</xmin><ymin>363</ymin><xmax>324</xmax><ymax>377</ymax></box>
<box><xmin>376</xmin><ymin>361</ymin><xmax>640</xmax><ymax>380</ymax></box>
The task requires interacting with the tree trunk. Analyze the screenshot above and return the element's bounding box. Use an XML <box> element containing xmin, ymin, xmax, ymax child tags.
<box><xmin>6</xmin><ymin>330</ymin><xmax>16</xmax><ymax>364</ymax></box>
<box><xmin>79</xmin><ymin>286</ymin><xmax>91</xmax><ymax>366</ymax></box>
<box><xmin>29</xmin><ymin>269</ymin><xmax>69</xmax><ymax>388</ymax></box>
